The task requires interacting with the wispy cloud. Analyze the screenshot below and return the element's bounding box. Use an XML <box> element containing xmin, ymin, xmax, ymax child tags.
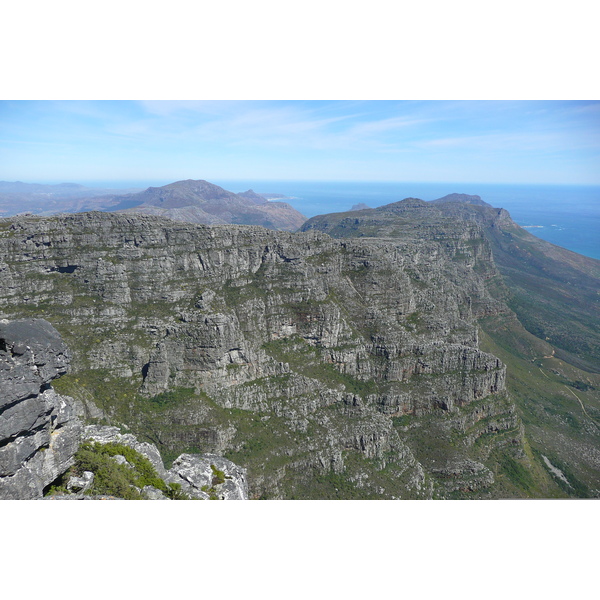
<box><xmin>121</xmin><ymin>102</ymin><xmax>368</xmax><ymax>150</ymax></box>
<box><xmin>2</xmin><ymin>100</ymin><xmax>599</xmax><ymax>184</ymax></box>
<box><xmin>345</xmin><ymin>115</ymin><xmax>431</xmax><ymax>137</ymax></box>
<box><xmin>418</xmin><ymin>128</ymin><xmax>600</xmax><ymax>153</ymax></box>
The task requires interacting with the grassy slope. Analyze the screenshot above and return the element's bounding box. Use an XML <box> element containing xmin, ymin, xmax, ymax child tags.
<box><xmin>477</xmin><ymin>212</ymin><xmax>600</xmax><ymax>496</ymax></box>
<box><xmin>482</xmin><ymin>216</ymin><xmax>600</xmax><ymax>373</ymax></box>
<box><xmin>479</xmin><ymin>314</ymin><xmax>600</xmax><ymax>496</ymax></box>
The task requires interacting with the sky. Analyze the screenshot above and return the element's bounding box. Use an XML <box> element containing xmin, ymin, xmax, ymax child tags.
<box><xmin>1</xmin><ymin>100</ymin><xmax>599</xmax><ymax>186</ymax></box>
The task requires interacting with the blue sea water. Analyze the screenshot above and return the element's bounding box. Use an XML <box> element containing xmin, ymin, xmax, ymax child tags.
<box><xmin>213</xmin><ymin>180</ymin><xmax>600</xmax><ymax>262</ymax></box>
<box><xmin>81</xmin><ymin>179</ymin><xmax>600</xmax><ymax>261</ymax></box>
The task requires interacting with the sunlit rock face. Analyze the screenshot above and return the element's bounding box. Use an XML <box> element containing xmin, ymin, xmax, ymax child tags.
<box><xmin>0</xmin><ymin>210</ymin><xmax>521</xmax><ymax>499</ymax></box>
<box><xmin>0</xmin><ymin>318</ymin><xmax>81</xmax><ymax>499</ymax></box>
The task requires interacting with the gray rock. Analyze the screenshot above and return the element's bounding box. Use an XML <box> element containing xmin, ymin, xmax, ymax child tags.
<box><xmin>82</xmin><ymin>425</ymin><xmax>248</xmax><ymax>500</ymax></box>
<box><xmin>142</xmin><ymin>485</ymin><xmax>169</xmax><ymax>500</ymax></box>
<box><xmin>0</xmin><ymin>318</ymin><xmax>70</xmax><ymax>409</ymax></box>
<box><xmin>67</xmin><ymin>470</ymin><xmax>94</xmax><ymax>493</ymax></box>
<box><xmin>166</xmin><ymin>453</ymin><xmax>248</xmax><ymax>500</ymax></box>
<box><xmin>0</xmin><ymin>319</ymin><xmax>81</xmax><ymax>499</ymax></box>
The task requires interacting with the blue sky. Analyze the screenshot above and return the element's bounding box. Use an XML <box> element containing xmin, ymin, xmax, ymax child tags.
<box><xmin>1</xmin><ymin>100</ymin><xmax>599</xmax><ymax>185</ymax></box>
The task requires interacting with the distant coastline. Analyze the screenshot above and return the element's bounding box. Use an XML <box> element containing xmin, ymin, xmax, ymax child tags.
<box><xmin>213</xmin><ymin>180</ymin><xmax>600</xmax><ymax>261</ymax></box>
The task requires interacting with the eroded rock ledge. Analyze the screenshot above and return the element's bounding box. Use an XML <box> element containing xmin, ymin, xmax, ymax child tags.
<box><xmin>0</xmin><ymin>318</ymin><xmax>81</xmax><ymax>499</ymax></box>
<box><xmin>80</xmin><ymin>425</ymin><xmax>248</xmax><ymax>500</ymax></box>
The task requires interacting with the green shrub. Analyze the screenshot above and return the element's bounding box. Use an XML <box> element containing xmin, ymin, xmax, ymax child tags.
<box><xmin>67</xmin><ymin>441</ymin><xmax>190</xmax><ymax>500</ymax></box>
<box><xmin>211</xmin><ymin>464</ymin><xmax>231</xmax><ymax>485</ymax></box>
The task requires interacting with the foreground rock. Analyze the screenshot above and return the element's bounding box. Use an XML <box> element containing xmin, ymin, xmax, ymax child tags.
<box><xmin>82</xmin><ymin>425</ymin><xmax>248</xmax><ymax>500</ymax></box>
<box><xmin>0</xmin><ymin>318</ymin><xmax>82</xmax><ymax>499</ymax></box>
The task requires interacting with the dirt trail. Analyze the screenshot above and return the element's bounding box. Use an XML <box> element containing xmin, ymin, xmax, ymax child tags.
<box><xmin>565</xmin><ymin>386</ymin><xmax>597</xmax><ymax>425</ymax></box>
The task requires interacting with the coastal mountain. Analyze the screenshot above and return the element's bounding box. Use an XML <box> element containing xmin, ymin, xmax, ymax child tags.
<box><xmin>430</xmin><ymin>193</ymin><xmax>492</xmax><ymax>207</ymax></box>
<box><xmin>1</xmin><ymin>192</ymin><xmax>598</xmax><ymax>499</ymax></box>
<box><xmin>301</xmin><ymin>197</ymin><xmax>600</xmax><ymax>496</ymax></box>
<box><xmin>0</xmin><ymin>179</ymin><xmax>306</xmax><ymax>233</ymax></box>
<box><xmin>350</xmin><ymin>203</ymin><xmax>371</xmax><ymax>211</ymax></box>
<box><xmin>301</xmin><ymin>195</ymin><xmax>600</xmax><ymax>372</ymax></box>
<box><xmin>237</xmin><ymin>189</ymin><xmax>269</xmax><ymax>205</ymax></box>
<box><xmin>115</xmin><ymin>179</ymin><xmax>306</xmax><ymax>231</ymax></box>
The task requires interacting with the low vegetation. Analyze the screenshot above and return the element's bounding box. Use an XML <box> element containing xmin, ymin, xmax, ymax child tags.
<box><xmin>46</xmin><ymin>442</ymin><xmax>189</xmax><ymax>500</ymax></box>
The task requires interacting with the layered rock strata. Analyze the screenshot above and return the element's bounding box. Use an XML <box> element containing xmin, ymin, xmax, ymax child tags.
<box><xmin>0</xmin><ymin>211</ymin><xmax>523</xmax><ymax>498</ymax></box>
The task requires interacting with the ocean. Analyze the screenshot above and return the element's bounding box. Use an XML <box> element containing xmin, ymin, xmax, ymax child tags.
<box><xmin>215</xmin><ymin>180</ymin><xmax>600</xmax><ymax>261</ymax></box>
<box><xmin>82</xmin><ymin>179</ymin><xmax>600</xmax><ymax>261</ymax></box>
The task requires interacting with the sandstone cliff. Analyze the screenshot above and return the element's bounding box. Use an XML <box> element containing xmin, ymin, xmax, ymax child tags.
<box><xmin>301</xmin><ymin>198</ymin><xmax>600</xmax><ymax>496</ymax></box>
<box><xmin>0</xmin><ymin>210</ymin><xmax>528</xmax><ymax>498</ymax></box>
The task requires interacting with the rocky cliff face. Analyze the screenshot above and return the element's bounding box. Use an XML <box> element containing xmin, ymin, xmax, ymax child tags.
<box><xmin>0</xmin><ymin>318</ymin><xmax>81</xmax><ymax>499</ymax></box>
<box><xmin>0</xmin><ymin>210</ymin><xmax>526</xmax><ymax>498</ymax></box>
<box><xmin>301</xmin><ymin>198</ymin><xmax>600</xmax><ymax>497</ymax></box>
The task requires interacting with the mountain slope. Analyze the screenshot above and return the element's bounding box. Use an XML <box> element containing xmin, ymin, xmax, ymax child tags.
<box><xmin>0</xmin><ymin>211</ymin><xmax>554</xmax><ymax>499</ymax></box>
<box><xmin>300</xmin><ymin>198</ymin><xmax>600</xmax><ymax>371</ymax></box>
<box><xmin>116</xmin><ymin>179</ymin><xmax>307</xmax><ymax>231</ymax></box>
<box><xmin>300</xmin><ymin>198</ymin><xmax>600</xmax><ymax>495</ymax></box>
<box><xmin>237</xmin><ymin>189</ymin><xmax>269</xmax><ymax>204</ymax></box>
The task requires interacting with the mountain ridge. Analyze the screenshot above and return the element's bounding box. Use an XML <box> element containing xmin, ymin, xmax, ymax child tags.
<box><xmin>114</xmin><ymin>178</ymin><xmax>306</xmax><ymax>231</ymax></box>
<box><xmin>1</xmin><ymin>192</ymin><xmax>598</xmax><ymax>498</ymax></box>
<box><xmin>431</xmin><ymin>193</ymin><xmax>492</xmax><ymax>207</ymax></box>
<box><xmin>0</xmin><ymin>178</ymin><xmax>307</xmax><ymax>232</ymax></box>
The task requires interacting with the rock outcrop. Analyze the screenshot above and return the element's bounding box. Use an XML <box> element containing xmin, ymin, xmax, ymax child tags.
<box><xmin>81</xmin><ymin>425</ymin><xmax>248</xmax><ymax>500</ymax></box>
<box><xmin>0</xmin><ymin>318</ymin><xmax>248</xmax><ymax>500</ymax></box>
<box><xmin>0</xmin><ymin>318</ymin><xmax>81</xmax><ymax>499</ymax></box>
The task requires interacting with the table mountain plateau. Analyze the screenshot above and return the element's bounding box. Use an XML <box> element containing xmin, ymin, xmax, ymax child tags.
<box><xmin>0</xmin><ymin>195</ymin><xmax>598</xmax><ymax>499</ymax></box>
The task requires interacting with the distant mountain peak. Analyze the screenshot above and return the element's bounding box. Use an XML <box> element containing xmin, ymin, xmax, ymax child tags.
<box><xmin>431</xmin><ymin>193</ymin><xmax>492</xmax><ymax>207</ymax></box>
<box><xmin>115</xmin><ymin>178</ymin><xmax>306</xmax><ymax>231</ymax></box>
<box><xmin>237</xmin><ymin>189</ymin><xmax>269</xmax><ymax>205</ymax></box>
<box><xmin>350</xmin><ymin>203</ymin><xmax>371</xmax><ymax>211</ymax></box>
<box><xmin>382</xmin><ymin>198</ymin><xmax>430</xmax><ymax>210</ymax></box>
